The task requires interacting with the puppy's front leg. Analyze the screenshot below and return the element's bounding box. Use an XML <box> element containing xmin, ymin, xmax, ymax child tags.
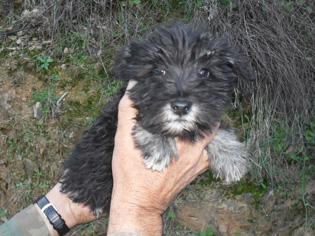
<box><xmin>207</xmin><ymin>129</ymin><xmax>249</xmax><ymax>183</ymax></box>
<box><xmin>133</xmin><ymin>125</ymin><xmax>177</xmax><ymax>171</ymax></box>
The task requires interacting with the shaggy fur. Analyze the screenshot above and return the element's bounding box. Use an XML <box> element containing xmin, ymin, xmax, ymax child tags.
<box><xmin>61</xmin><ymin>23</ymin><xmax>254</xmax><ymax>215</ymax></box>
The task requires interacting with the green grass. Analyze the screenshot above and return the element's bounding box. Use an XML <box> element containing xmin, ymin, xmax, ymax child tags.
<box><xmin>166</xmin><ymin>208</ymin><xmax>176</xmax><ymax>222</ymax></box>
<box><xmin>0</xmin><ymin>209</ymin><xmax>8</xmax><ymax>218</ymax></box>
<box><xmin>228</xmin><ymin>180</ymin><xmax>268</xmax><ymax>204</ymax></box>
<box><xmin>196</xmin><ymin>227</ymin><xmax>216</xmax><ymax>236</ymax></box>
<box><xmin>32</xmin><ymin>87</ymin><xmax>59</xmax><ymax>118</ymax></box>
<box><xmin>102</xmin><ymin>80</ymin><xmax>124</xmax><ymax>97</ymax></box>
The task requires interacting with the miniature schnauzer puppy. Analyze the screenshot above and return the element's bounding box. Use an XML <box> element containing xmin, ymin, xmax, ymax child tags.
<box><xmin>61</xmin><ymin>23</ymin><xmax>254</xmax><ymax>216</ymax></box>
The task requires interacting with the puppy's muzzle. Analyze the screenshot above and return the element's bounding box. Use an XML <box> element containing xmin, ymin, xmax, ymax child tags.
<box><xmin>171</xmin><ymin>100</ymin><xmax>192</xmax><ymax>116</ymax></box>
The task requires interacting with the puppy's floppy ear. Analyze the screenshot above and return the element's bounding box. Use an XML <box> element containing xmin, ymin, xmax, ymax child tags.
<box><xmin>200</xmin><ymin>33</ymin><xmax>256</xmax><ymax>81</ymax></box>
<box><xmin>113</xmin><ymin>45</ymin><xmax>132</xmax><ymax>81</ymax></box>
<box><xmin>221</xmin><ymin>35</ymin><xmax>256</xmax><ymax>81</ymax></box>
<box><xmin>227</xmin><ymin>51</ymin><xmax>256</xmax><ymax>81</ymax></box>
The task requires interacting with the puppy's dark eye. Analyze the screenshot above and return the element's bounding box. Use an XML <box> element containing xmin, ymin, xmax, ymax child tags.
<box><xmin>198</xmin><ymin>68</ymin><xmax>210</xmax><ymax>78</ymax></box>
<box><xmin>152</xmin><ymin>68</ymin><xmax>166</xmax><ymax>76</ymax></box>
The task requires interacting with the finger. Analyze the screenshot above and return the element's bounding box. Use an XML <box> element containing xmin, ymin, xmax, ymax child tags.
<box><xmin>198</xmin><ymin>123</ymin><xmax>220</xmax><ymax>148</ymax></box>
<box><xmin>178</xmin><ymin>152</ymin><xmax>209</xmax><ymax>189</ymax></box>
<box><xmin>192</xmin><ymin>150</ymin><xmax>210</xmax><ymax>176</ymax></box>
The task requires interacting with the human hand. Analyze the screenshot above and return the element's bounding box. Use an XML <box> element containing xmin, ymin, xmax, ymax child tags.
<box><xmin>107</xmin><ymin>87</ymin><xmax>219</xmax><ymax>235</ymax></box>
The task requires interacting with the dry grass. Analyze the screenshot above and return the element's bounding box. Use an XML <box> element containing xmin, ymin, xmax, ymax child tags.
<box><xmin>195</xmin><ymin>0</ymin><xmax>315</xmax><ymax>186</ymax></box>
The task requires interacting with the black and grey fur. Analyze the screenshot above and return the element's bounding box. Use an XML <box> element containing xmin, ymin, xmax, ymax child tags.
<box><xmin>61</xmin><ymin>23</ymin><xmax>254</xmax><ymax>216</ymax></box>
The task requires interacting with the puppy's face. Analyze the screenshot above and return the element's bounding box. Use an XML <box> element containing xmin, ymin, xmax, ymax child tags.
<box><xmin>115</xmin><ymin>24</ymin><xmax>253</xmax><ymax>140</ymax></box>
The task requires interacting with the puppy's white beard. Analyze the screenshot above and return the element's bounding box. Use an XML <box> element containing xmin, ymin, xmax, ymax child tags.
<box><xmin>162</xmin><ymin>104</ymin><xmax>199</xmax><ymax>133</ymax></box>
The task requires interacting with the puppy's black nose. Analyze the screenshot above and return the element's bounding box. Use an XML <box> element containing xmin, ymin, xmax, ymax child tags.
<box><xmin>171</xmin><ymin>100</ymin><xmax>191</xmax><ymax>116</ymax></box>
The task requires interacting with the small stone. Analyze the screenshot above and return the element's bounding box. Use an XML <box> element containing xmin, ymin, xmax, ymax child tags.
<box><xmin>25</xmin><ymin>61</ymin><xmax>35</xmax><ymax>71</ymax></box>
<box><xmin>17</xmin><ymin>31</ymin><xmax>23</xmax><ymax>37</ymax></box>
<box><xmin>68</xmin><ymin>132</ymin><xmax>74</xmax><ymax>139</ymax></box>
<box><xmin>31</xmin><ymin>8</ymin><xmax>40</xmax><ymax>14</ymax></box>
<box><xmin>60</xmin><ymin>64</ymin><xmax>67</xmax><ymax>70</ymax></box>
<box><xmin>16</xmin><ymin>155</ymin><xmax>22</xmax><ymax>161</ymax></box>
<box><xmin>63</xmin><ymin>47</ymin><xmax>70</xmax><ymax>54</ymax></box>
<box><xmin>42</xmin><ymin>40</ymin><xmax>52</xmax><ymax>45</ymax></box>
<box><xmin>33</xmin><ymin>102</ymin><xmax>42</xmax><ymax>119</ymax></box>
<box><xmin>22</xmin><ymin>10</ymin><xmax>30</xmax><ymax>18</ymax></box>
<box><xmin>8</xmin><ymin>61</ymin><xmax>18</xmax><ymax>71</ymax></box>
<box><xmin>8</xmin><ymin>36</ymin><xmax>17</xmax><ymax>41</ymax></box>
<box><xmin>16</xmin><ymin>38</ymin><xmax>22</xmax><ymax>45</ymax></box>
<box><xmin>35</xmin><ymin>44</ymin><xmax>42</xmax><ymax>50</ymax></box>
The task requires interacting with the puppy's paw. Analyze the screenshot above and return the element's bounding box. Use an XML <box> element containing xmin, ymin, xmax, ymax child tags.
<box><xmin>144</xmin><ymin>153</ymin><xmax>173</xmax><ymax>171</ymax></box>
<box><xmin>133</xmin><ymin>124</ymin><xmax>177</xmax><ymax>172</ymax></box>
<box><xmin>207</xmin><ymin>129</ymin><xmax>249</xmax><ymax>183</ymax></box>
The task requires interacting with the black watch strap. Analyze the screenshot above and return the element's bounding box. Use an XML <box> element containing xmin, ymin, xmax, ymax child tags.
<box><xmin>36</xmin><ymin>195</ymin><xmax>70</xmax><ymax>236</ymax></box>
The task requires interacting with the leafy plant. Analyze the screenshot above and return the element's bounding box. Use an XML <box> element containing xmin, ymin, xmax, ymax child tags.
<box><xmin>50</xmin><ymin>74</ymin><xmax>60</xmax><ymax>83</ymax></box>
<box><xmin>35</xmin><ymin>55</ymin><xmax>54</xmax><ymax>71</ymax></box>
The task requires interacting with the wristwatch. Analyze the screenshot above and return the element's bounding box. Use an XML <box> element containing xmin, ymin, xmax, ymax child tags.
<box><xmin>36</xmin><ymin>195</ymin><xmax>70</xmax><ymax>236</ymax></box>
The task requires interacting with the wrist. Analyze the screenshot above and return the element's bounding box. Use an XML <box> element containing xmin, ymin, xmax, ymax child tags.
<box><xmin>45</xmin><ymin>183</ymin><xmax>95</xmax><ymax>233</ymax></box>
<box><xmin>108</xmin><ymin>195</ymin><xmax>162</xmax><ymax>235</ymax></box>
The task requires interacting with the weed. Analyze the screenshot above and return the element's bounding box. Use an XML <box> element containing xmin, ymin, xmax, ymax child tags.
<box><xmin>34</xmin><ymin>55</ymin><xmax>54</xmax><ymax>72</ymax></box>
<box><xmin>197</xmin><ymin>170</ymin><xmax>216</xmax><ymax>187</ymax></box>
<box><xmin>32</xmin><ymin>88</ymin><xmax>57</xmax><ymax>103</ymax></box>
<box><xmin>219</xmin><ymin>0</ymin><xmax>233</xmax><ymax>7</ymax></box>
<box><xmin>32</xmin><ymin>87</ymin><xmax>59</xmax><ymax>118</ymax></box>
<box><xmin>130</xmin><ymin>0</ymin><xmax>141</xmax><ymax>6</ymax></box>
<box><xmin>33</xmin><ymin>170</ymin><xmax>44</xmax><ymax>178</ymax></box>
<box><xmin>228</xmin><ymin>180</ymin><xmax>268</xmax><ymax>204</ymax></box>
<box><xmin>166</xmin><ymin>208</ymin><xmax>176</xmax><ymax>222</ymax></box>
<box><xmin>271</xmin><ymin>123</ymin><xmax>288</xmax><ymax>156</ymax></box>
<box><xmin>304</xmin><ymin>120</ymin><xmax>315</xmax><ymax>145</ymax></box>
<box><xmin>50</xmin><ymin>74</ymin><xmax>60</xmax><ymax>83</ymax></box>
<box><xmin>196</xmin><ymin>226</ymin><xmax>216</xmax><ymax>236</ymax></box>
<box><xmin>234</xmin><ymin>230</ymin><xmax>241</xmax><ymax>236</ymax></box>
<box><xmin>0</xmin><ymin>209</ymin><xmax>7</xmax><ymax>218</ymax></box>
<box><xmin>37</xmin><ymin>182</ymin><xmax>50</xmax><ymax>190</ymax></box>
<box><xmin>6</xmin><ymin>138</ymin><xmax>18</xmax><ymax>159</ymax></box>
<box><xmin>102</xmin><ymin>80</ymin><xmax>124</xmax><ymax>98</ymax></box>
